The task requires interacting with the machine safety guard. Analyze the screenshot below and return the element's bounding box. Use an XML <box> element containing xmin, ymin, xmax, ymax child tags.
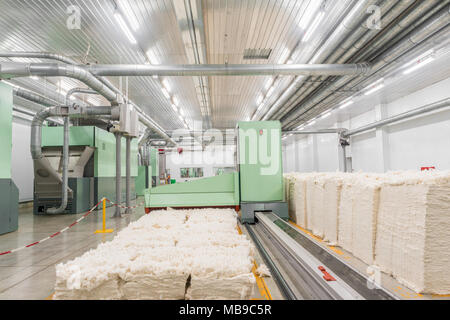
<box><xmin>0</xmin><ymin>198</ymin><xmax>144</xmax><ymax>256</ymax></box>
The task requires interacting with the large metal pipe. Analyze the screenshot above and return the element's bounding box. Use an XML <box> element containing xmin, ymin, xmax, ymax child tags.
<box><xmin>82</xmin><ymin>63</ymin><xmax>372</xmax><ymax>77</ymax></box>
<box><xmin>47</xmin><ymin>116</ymin><xmax>70</xmax><ymax>214</ymax></box>
<box><xmin>66</xmin><ymin>88</ymin><xmax>97</xmax><ymax>105</ymax></box>
<box><xmin>0</xmin><ymin>62</ymin><xmax>118</xmax><ymax>103</ymax></box>
<box><xmin>343</xmin><ymin>98</ymin><xmax>450</xmax><ymax>137</ymax></box>
<box><xmin>13</xmin><ymin>87</ymin><xmax>57</xmax><ymax>107</ymax></box>
<box><xmin>0</xmin><ymin>52</ymin><xmax>174</xmax><ymax>146</ymax></box>
<box><xmin>125</xmin><ymin>136</ymin><xmax>132</xmax><ymax>215</ymax></box>
<box><xmin>114</xmin><ymin>133</ymin><xmax>122</xmax><ymax>218</ymax></box>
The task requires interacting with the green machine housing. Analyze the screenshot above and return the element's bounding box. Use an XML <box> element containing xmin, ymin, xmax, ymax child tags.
<box><xmin>35</xmin><ymin>126</ymin><xmax>138</xmax><ymax>214</ymax></box>
<box><xmin>237</xmin><ymin>121</ymin><xmax>288</xmax><ymax>223</ymax></box>
<box><xmin>143</xmin><ymin>121</ymin><xmax>288</xmax><ymax>223</ymax></box>
<box><xmin>0</xmin><ymin>82</ymin><xmax>19</xmax><ymax>235</ymax></box>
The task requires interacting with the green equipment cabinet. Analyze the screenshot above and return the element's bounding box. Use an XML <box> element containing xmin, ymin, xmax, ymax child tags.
<box><xmin>35</xmin><ymin>126</ymin><xmax>138</xmax><ymax>214</ymax></box>
<box><xmin>143</xmin><ymin>121</ymin><xmax>288</xmax><ymax>223</ymax></box>
<box><xmin>150</xmin><ymin>147</ymin><xmax>159</xmax><ymax>187</ymax></box>
<box><xmin>237</xmin><ymin>121</ymin><xmax>288</xmax><ymax>223</ymax></box>
<box><xmin>0</xmin><ymin>82</ymin><xmax>19</xmax><ymax>234</ymax></box>
<box><xmin>144</xmin><ymin>172</ymin><xmax>240</xmax><ymax>211</ymax></box>
<box><xmin>136</xmin><ymin>165</ymin><xmax>152</xmax><ymax>196</ymax></box>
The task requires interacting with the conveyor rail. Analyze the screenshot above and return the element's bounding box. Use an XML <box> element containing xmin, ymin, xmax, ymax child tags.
<box><xmin>247</xmin><ymin>212</ymin><xmax>397</xmax><ymax>300</ymax></box>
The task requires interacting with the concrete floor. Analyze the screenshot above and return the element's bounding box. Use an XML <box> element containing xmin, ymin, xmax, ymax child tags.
<box><xmin>0</xmin><ymin>199</ymin><xmax>146</xmax><ymax>300</ymax></box>
<box><xmin>0</xmin><ymin>200</ymin><xmax>282</xmax><ymax>300</ymax></box>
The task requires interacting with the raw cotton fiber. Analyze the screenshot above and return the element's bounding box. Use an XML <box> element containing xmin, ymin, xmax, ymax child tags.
<box><xmin>54</xmin><ymin>208</ymin><xmax>255</xmax><ymax>300</ymax></box>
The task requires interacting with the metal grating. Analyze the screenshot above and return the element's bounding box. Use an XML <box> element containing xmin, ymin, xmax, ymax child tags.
<box><xmin>243</xmin><ymin>48</ymin><xmax>272</xmax><ymax>60</ymax></box>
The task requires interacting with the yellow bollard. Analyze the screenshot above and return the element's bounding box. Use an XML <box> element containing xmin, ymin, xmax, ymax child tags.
<box><xmin>95</xmin><ymin>198</ymin><xmax>114</xmax><ymax>234</ymax></box>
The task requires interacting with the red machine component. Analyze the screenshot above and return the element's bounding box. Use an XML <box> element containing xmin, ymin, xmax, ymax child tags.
<box><xmin>421</xmin><ymin>166</ymin><xmax>436</xmax><ymax>171</ymax></box>
<box><xmin>318</xmin><ymin>266</ymin><xmax>336</xmax><ymax>282</ymax></box>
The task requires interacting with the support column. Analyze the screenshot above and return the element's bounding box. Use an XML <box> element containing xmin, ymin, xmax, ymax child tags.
<box><xmin>125</xmin><ymin>136</ymin><xmax>132</xmax><ymax>215</ymax></box>
<box><xmin>114</xmin><ymin>132</ymin><xmax>122</xmax><ymax>218</ymax></box>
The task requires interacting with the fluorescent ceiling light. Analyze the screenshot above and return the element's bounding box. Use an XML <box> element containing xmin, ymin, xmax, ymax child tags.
<box><xmin>171</xmin><ymin>104</ymin><xmax>178</xmax><ymax>112</ymax></box>
<box><xmin>114</xmin><ymin>12</ymin><xmax>137</xmax><ymax>44</ymax></box>
<box><xmin>339</xmin><ymin>100</ymin><xmax>354</xmax><ymax>109</ymax></box>
<box><xmin>173</xmin><ymin>96</ymin><xmax>179</xmax><ymax>106</ymax></box>
<box><xmin>146</xmin><ymin>49</ymin><xmax>160</xmax><ymax>65</ymax></box>
<box><xmin>364</xmin><ymin>79</ymin><xmax>385</xmax><ymax>96</ymax></box>
<box><xmin>320</xmin><ymin>112</ymin><xmax>331</xmax><ymax>119</ymax></box>
<box><xmin>162</xmin><ymin>79</ymin><xmax>171</xmax><ymax>92</ymax></box>
<box><xmin>161</xmin><ymin>87</ymin><xmax>170</xmax><ymax>99</ymax></box>
<box><xmin>29</xmin><ymin>76</ymin><xmax>39</xmax><ymax>81</ymax></box>
<box><xmin>364</xmin><ymin>84</ymin><xmax>384</xmax><ymax>96</ymax></box>
<box><xmin>256</xmin><ymin>95</ymin><xmax>263</xmax><ymax>105</ymax></box>
<box><xmin>298</xmin><ymin>0</ymin><xmax>323</xmax><ymax>29</ymax></box>
<box><xmin>306</xmin><ymin>119</ymin><xmax>316</xmax><ymax>126</ymax></box>
<box><xmin>302</xmin><ymin>11</ymin><xmax>324</xmax><ymax>42</ymax></box>
<box><xmin>264</xmin><ymin>77</ymin><xmax>274</xmax><ymax>90</ymax></box>
<box><xmin>402</xmin><ymin>50</ymin><xmax>434</xmax><ymax>69</ymax></box>
<box><xmin>267</xmin><ymin>86</ymin><xmax>275</xmax><ymax>97</ymax></box>
<box><xmin>179</xmin><ymin>108</ymin><xmax>185</xmax><ymax>116</ymax></box>
<box><xmin>118</xmin><ymin>0</ymin><xmax>139</xmax><ymax>31</ymax></box>
<box><xmin>403</xmin><ymin>55</ymin><xmax>435</xmax><ymax>75</ymax></box>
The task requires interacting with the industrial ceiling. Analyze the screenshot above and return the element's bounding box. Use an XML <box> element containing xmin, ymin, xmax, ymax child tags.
<box><xmin>0</xmin><ymin>0</ymin><xmax>449</xmax><ymax>134</ymax></box>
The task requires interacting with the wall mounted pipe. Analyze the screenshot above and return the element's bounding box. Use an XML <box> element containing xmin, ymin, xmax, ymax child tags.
<box><xmin>46</xmin><ymin>116</ymin><xmax>70</xmax><ymax>214</ymax></box>
<box><xmin>125</xmin><ymin>136</ymin><xmax>132</xmax><ymax>215</ymax></box>
<box><xmin>283</xmin><ymin>129</ymin><xmax>347</xmax><ymax>135</ymax></box>
<box><xmin>114</xmin><ymin>133</ymin><xmax>122</xmax><ymax>218</ymax></box>
<box><xmin>343</xmin><ymin>98</ymin><xmax>450</xmax><ymax>137</ymax></box>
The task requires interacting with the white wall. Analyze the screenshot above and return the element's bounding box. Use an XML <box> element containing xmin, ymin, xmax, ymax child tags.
<box><xmin>11</xmin><ymin>118</ymin><xmax>34</xmax><ymax>202</ymax></box>
<box><xmin>283</xmin><ymin>77</ymin><xmax>450</xmax><ymax>173</ymax></box>
<box><xmin>165</xmin><ymin>146</ymin><xmax>236</xmax><ymax>182</ymax></box>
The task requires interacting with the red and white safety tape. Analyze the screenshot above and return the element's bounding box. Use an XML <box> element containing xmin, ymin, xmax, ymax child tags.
<box><xmin>0</xmin><ymin>197</ymin><xmax>144</xmax><ymax>257</ymax></box>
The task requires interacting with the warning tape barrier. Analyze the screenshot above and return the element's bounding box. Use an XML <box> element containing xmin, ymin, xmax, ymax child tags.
<box><xmin>0</xmin><ymin>198</ymin><xmax>144</xmax><ymax>257</ymax></box>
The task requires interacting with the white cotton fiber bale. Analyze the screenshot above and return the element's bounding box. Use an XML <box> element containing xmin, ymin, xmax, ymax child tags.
<box><xmin>321</xmin><ymin>173</ymin><xmax>345</xmax><ymax>245</ymax></box>
<box><xmin>55</xmin><ymin>207</ymin><xmax>255</xmax><ymax>300</ymax></box>
<box><xmin>284</xmin><ymin>175</ymin><xmax>295</xmax><ymax>222</ymax></box>
<box><xmin>292</xmin><ymin>173</ymin><xmax>312</xmax><ymax>228</ymax></box>
<box><xmin>54</xmin><ymin>278</ymin><xmax>122</xmax><ymax>300</ymax></box>
<box><xmin>121</xmin><ymin>273</ymin><xmax>189</xmax><ymax>300</ymax></box>
<box><xmin>187</xmin><ymin>273</ymin><xmax>255</xmax><ymax>300</ymax></box>
<box><xmin>305</xmin><ymin>173</ymin><xmax>328</xmax><ymax>234</ymax></box>
<box><xmin>306</xmin><ymin>175</ymin><xmax>326</xmax><ymax>238</ymax></box>
<box><xmin>338</xmin><ymin>173</ymin><xmax>383</xmax><ymax>265</ymax></box>
<box><xmin>375</xmin><ymin>171</ymin><xmax>450</xmax><ymax>294</ymax></box>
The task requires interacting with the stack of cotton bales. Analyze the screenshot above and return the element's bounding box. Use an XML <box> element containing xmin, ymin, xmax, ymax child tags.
<box><xmin>286</xmin><ymin>170</ymin><xmax>450</xmax><ymax>294</ymax></box>
<box><xmin>375</xmin><ymin>171</ymin><xmax>450</xmax><ymax>294</ymax></box>
<box><xmin>338</xmin><ymin>173</ymin><xmax>384</xmax><ymax>265</ymax></box>
<box><xmin>54</xmin><ymin>209</ymin><xmax>255</xmax><ymax>300</ymax></box>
